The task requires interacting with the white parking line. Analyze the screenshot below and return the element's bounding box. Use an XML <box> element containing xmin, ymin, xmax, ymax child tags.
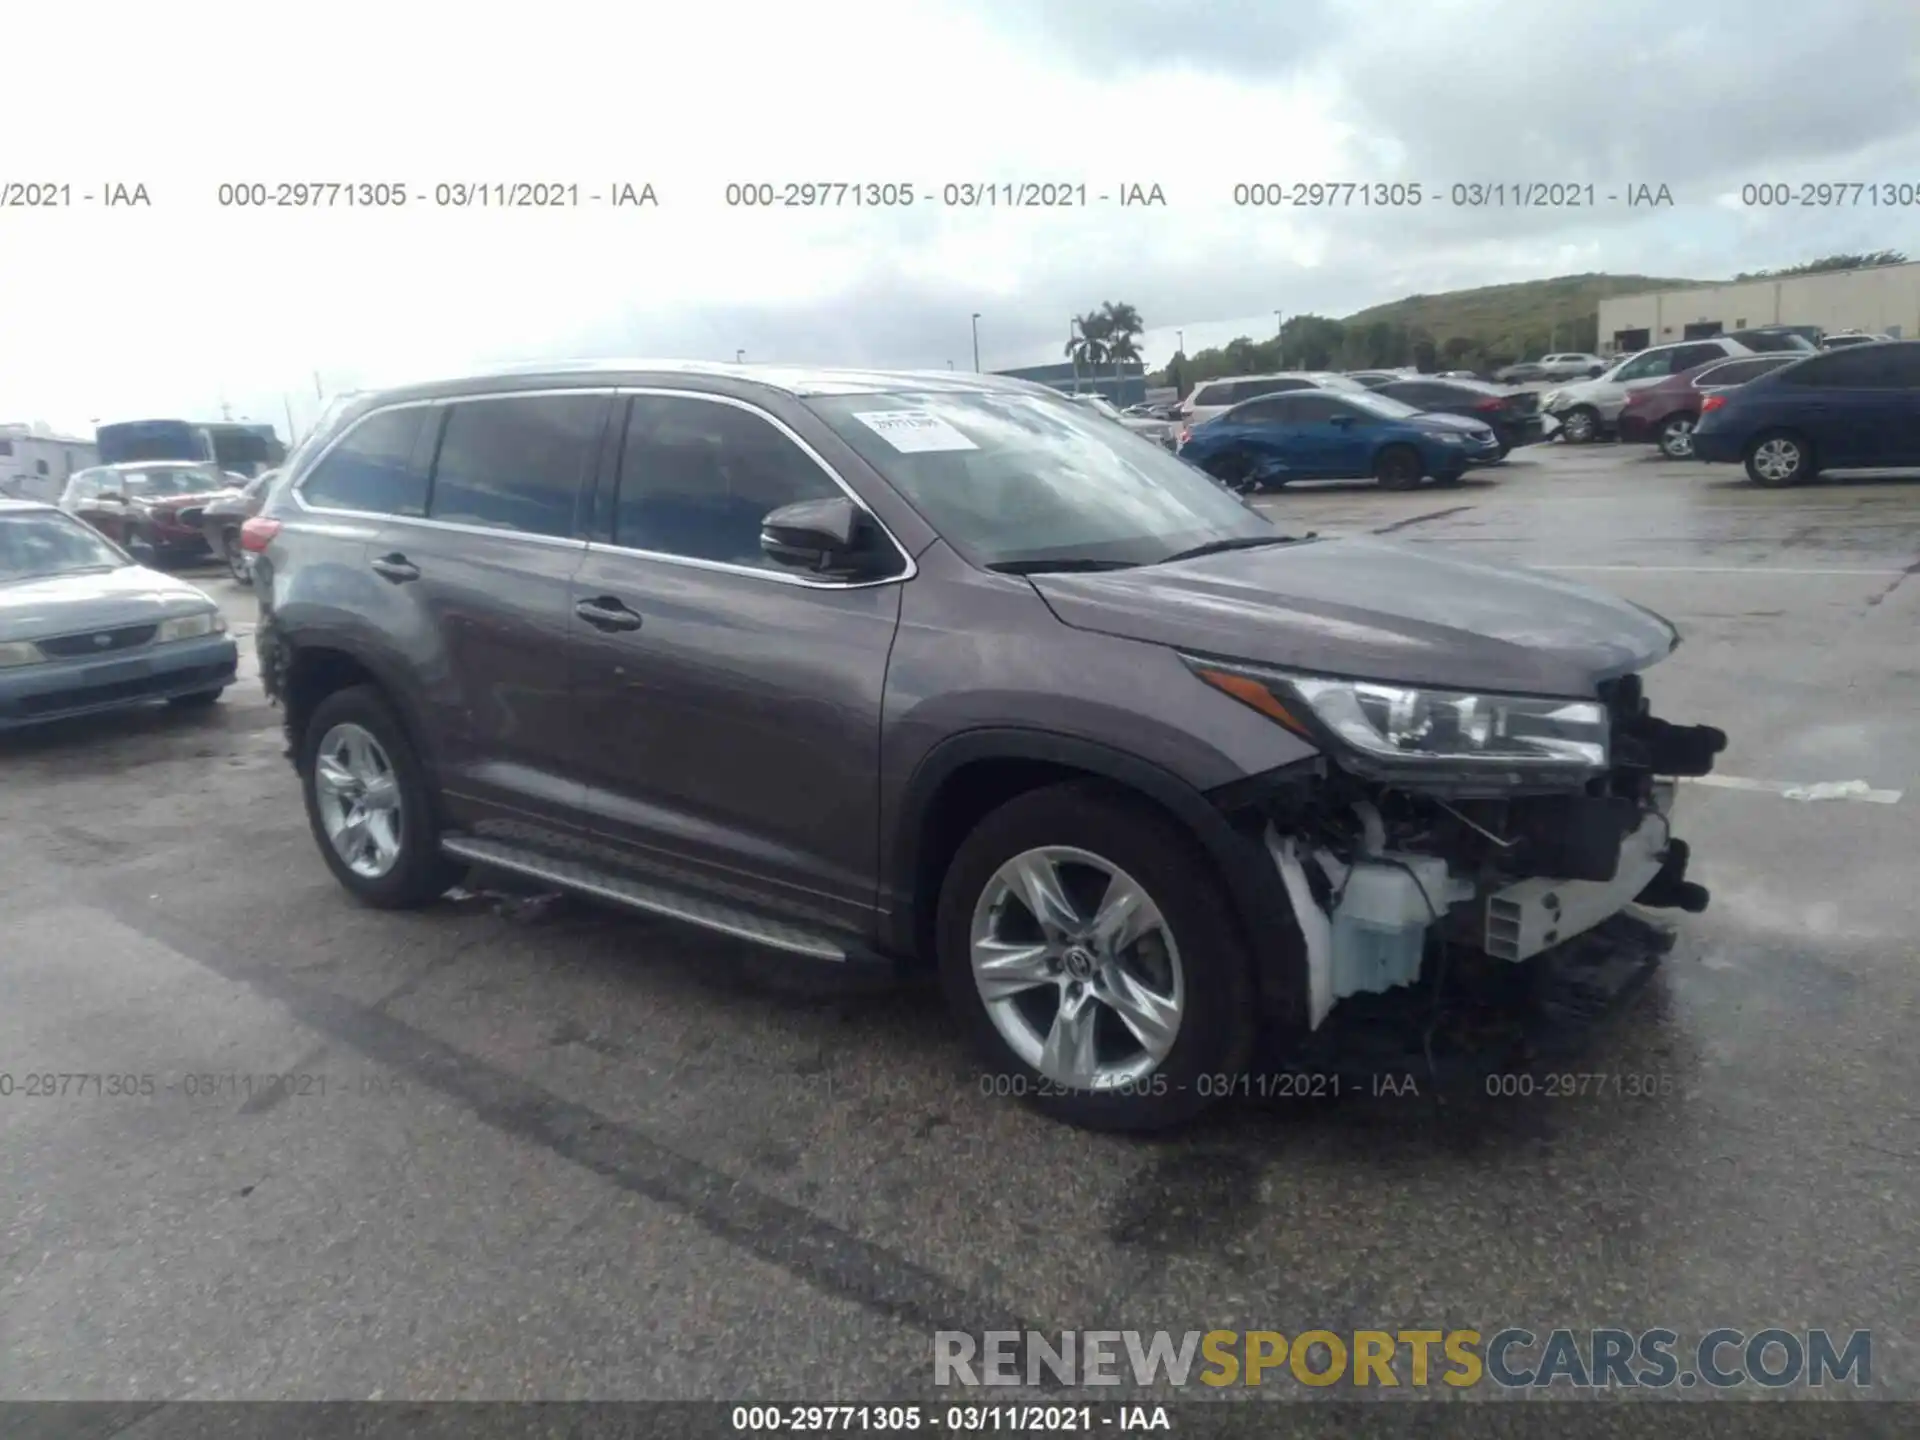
<box><xmin>1681</xmin><ymin>774</ymin><xmax>1903</xmax><ymax>804</ymax></box>
<box><xmin>1532</xmin><ymin>565</ymin><xmax>1906</xmax><ymax>576</ymax></box>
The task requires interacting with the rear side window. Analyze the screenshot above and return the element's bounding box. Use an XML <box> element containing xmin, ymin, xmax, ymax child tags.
<box><xmin>427</xmin><ymin>394</ymin><xmax>605</xmax><ymax>537</ymax></box>
<box><xmin>1778</xmin><ymin>347</ymin><xmax>1904</xmax><ymax>388</ymax></box>
<box><xmin>1229</xmin><ymin>399</ymin><xmax>1290</xmax><ymax>424</ymax></box>
<box><xmin>300</xmin><ymin>408</ymin><xmax>428</xmax><ymax>515</ymax></box>
<box><xmin>1670</xmin><ymin>343</ymin><xmax>1730</xmax><ymax>372</ymax></box>
<box><xmin>1190</xmin><ymin>382</ymin><xmax>1233</xmax><ymax>407</ymax></box>
<box><xmin>612</xmin><ymin>394</ymin><xmax>842</xmax><ymax>569</ymax></box>
<box><xmin>1695</xmin><ymin>357</ymin><xmax>1782</xmax><ymax>387</ymax></box>
<box><xmin>1286</xmin><ymin>394</ymin><xmax>1347</xmax><ymax>422</ymax></box>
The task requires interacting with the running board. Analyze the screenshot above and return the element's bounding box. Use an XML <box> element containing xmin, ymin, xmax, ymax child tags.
<box><xmin>439</xmin><ymin>835</ymin><xmax>850</xmax><ymax>961</ymax></box>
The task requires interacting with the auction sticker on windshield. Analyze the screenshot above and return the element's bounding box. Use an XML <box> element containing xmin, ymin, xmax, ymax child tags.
<box><xmin>851</xmin><ymin>410</ymin><xmax>979</xmax><ymax>452</ymax></box>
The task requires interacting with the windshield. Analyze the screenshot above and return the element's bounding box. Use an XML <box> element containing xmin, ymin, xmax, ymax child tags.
<box><xmin>1342</xmin><ymin>390</ymin><xmax>1424</xmax><ymax>419</ymax></box>
<box><xmin>0</xmin><ymin>510</ymin><xmax>128</xmax><ymax>582</ymax></box>
<box><xmin>806</xmin><ymin>390</ymin><xmax>1274</xmax><ymax>570</ymax></box>
<box><xmin>120</xmin><ymin>466</ymin><xmax>225</xmax><ymax>497</ymax></box>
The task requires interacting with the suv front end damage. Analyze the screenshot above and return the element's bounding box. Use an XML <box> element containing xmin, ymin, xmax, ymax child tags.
<box><xmin>1197</xmin><ymin>661</ymin><xmax>1726</xmax><ymax>1066</ymax></box>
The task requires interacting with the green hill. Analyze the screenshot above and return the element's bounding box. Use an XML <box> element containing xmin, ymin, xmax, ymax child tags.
<box><xmin>1160</xmin><ymin>272</ymin><xmax>1695</xmax><ymax>388</ymax></box>
<box><xmin>1338</xmin><ymin>272</ymin><xmax>1692</xmax><ymax>349</ymax></box>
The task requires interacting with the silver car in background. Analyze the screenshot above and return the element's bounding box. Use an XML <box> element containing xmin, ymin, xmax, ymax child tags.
<box><xmin>1066</xmin><ymin>392</ymin><xmax>1178</xmax><ymax>448</ymax></box>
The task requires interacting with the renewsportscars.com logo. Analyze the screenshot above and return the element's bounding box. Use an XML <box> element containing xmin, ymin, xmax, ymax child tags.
<box><xmin>934</xmin><ymin>1328</ymin><xmax>1872</xmax><ymax>1391</ymax></box>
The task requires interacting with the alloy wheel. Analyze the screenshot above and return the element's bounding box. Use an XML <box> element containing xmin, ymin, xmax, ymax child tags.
<box><xmin>1659</xmin><ymin>418</ymin><xmax>1695</xmax><ymax>459</ymax></box>
<box><xmin>1562</xmin><ymin>409</ymin><xmax>1596</xmax><ymax>443</ymax></box>
<box><xmin>312</xmin><ymin>722</ymin><xmax>405</xmax><ymax>878</ymax></box>
<box><xmin>224</xmin><ymin>531</ymin><xmax>250</xmax><ymax>583</ymax></box>
<box><xmin>969</xmin><ymin>846</ymin><xmax>1185</xmax><ymax>1091</ymax></box>
<box><xmin>1751</xmin><ymin>437</ymin><xmax>1801</xmax><ymax>484</ymax></box>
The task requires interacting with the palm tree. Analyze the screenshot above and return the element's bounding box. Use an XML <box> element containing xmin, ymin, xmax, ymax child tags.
<box><xmin>1097</xmin><ymin>302</ymin><xmax>1144</xmax><ymax>400</ymax></box>
<box><xmin>1065</xmin><ymin>310</ymin><xmax>1110</xmax><ymax>393</ymax></box>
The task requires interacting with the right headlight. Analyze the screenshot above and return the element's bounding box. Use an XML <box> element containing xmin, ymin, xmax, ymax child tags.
<box><xmin>1184</xmin><ymin>657</ymin><xmax>1609</xmax><ymax>782</ymax></box>
<box><xmin>155</xmin><ymin>609</ymin><xmax>227</xmax><ymax>643</ymax></box>
<box><xmin>0</xmin><ymin>640</ymin><xmax>45</xmax><ymax>669</ymax></box>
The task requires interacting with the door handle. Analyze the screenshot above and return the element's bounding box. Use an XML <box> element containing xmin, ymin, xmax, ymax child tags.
<box><xmin>370</xmin><ymin>554</ymin><xmax>420</xmax><ymax>583</ymax></box>
<box><xmin>574</xmin><ymin>596</ymin><xmax>643</xmax><ymax>632</ymax></box>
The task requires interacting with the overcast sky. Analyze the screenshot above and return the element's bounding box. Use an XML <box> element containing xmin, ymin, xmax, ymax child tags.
<box><xmin>5</xmin><ymin>0</ymin><xmax>1916</xmax><ymax>439</ymax></box>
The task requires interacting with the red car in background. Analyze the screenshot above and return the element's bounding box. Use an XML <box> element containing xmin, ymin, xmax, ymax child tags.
<box><xmin>56</xmin><ymin>461</ymin><xmax>242</xmax><ymax>563</ymax></box>
<box><xmin>1616</xmin><ymin>353</ymin><xmax>1802</xmax><ymax>459</ymax></box>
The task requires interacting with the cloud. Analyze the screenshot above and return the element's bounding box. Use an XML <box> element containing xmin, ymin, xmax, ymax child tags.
<box><xmin>4</xmin><ymin>0</ymin><xmax>1917</xmax><ymax>436</ymax></box>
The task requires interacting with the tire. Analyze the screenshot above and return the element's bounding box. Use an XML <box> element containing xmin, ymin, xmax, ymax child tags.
<box><xmin>1744</xmin><ymin>431</ymin><xmax>1813</xmax><ymax>487</ymax></box>
<box><xmin>1206</xmin><ymin>448</ymin><xmax>1261</xmax><ymax>494</ymax></box>
<box><xmin>1373</xmin><ymin>445</ymin><xmax>1422</xmax><ymax>490</ymax></box>
<box><xmin>1656</xmin><ymin>414</ymin><xmax>1697</xmax><ymax>460</ymax></box>
<box><xmin>1559</xmin><ymin>406</ymin><xmax>1600</xmax><ymax>444</ymax></box>
<box><xmin>167</xmin><ymin>689</ymin><xmax>223</xmax><ymax>708</ymax></box>
<box><xmin>297</xmin><ymin>684</ymin><xmax>461</xmax><ymax>909</ymax></box>
<box><xmin>936</xmin><ymin>781</ymin><xmax>1257</xmax><ymax>1133</ymax></box>
<box><xmin>223</xmin><ymin>528</ymin><xmax>252</xmax><ymax>585</ymax></box>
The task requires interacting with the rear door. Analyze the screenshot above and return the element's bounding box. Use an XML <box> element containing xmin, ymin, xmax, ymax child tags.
<box><xmin>568</xmin><ymin>390</ymin><xmax>907</xmax><ymax>930</ymax></box>
<box><xmin>1875</xmin><ymin>345</ymin><xmax>1920</xmax><ymax>464</ymax></box>
<box><xmin>370</xmin><ymin>390</ymin><xmax>611</xmax><ymax>834</ymax></box>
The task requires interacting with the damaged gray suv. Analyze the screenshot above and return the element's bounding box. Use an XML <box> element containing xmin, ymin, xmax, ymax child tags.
<box><xmin>250</xmin><ymin>363</ymin><xmax>1725</xmax><ymax>1131</ymax></box>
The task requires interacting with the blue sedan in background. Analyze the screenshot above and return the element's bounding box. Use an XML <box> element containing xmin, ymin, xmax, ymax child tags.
<box><xmin>1691</xmin><ymin>340</ymin><xmax>1920</xmax><ymax>486</ymax></box>
<box><xmin>1178</xmin><ymin>388</ymin><xmax>1502</xmax><ymax>492</ymax></box>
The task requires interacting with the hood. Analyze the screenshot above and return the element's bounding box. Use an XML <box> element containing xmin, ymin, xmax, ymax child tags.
<box><xmin>1030</xmin><ymin>536</ymin><xmax>1678</xmax><ymax>696</ymax></box>
<box><xmin>0</xmin><ymin>565</ymin><xmax>219</xmax><ymax>642</ymax></box>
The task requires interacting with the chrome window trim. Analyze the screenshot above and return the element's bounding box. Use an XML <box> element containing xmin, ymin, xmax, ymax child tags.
<box><xmin>585</xmin><ymin>386</ymin><xmax>917</xmax><ymax>592</ymax></box>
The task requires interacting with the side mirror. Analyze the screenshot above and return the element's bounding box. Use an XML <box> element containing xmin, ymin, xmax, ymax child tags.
<box><xmin>759</xmin><ymin>496</ymin><xmax>888</xmax><ymax>578</ymax></box>
<box><xmin>127</xmin><ymin>537</ymin><xmax>158</xmax><ymax>565</ymax></box>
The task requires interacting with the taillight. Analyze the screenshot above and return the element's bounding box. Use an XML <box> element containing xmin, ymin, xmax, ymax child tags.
<box><xmin>1179</xmin><ymin>426</ymin><xmax>1192</xmax><ymax>446</ymax></box>
<box><xmin>1475</xmin><ymin>398</ymin><xmax>1505</xmax><ymax>412</ymax></box>
<box><xmin>1700</xmin><ymin>394</ymin><xmax>1728</xmax><ymax>414</ymax></box>
<box><xmin>240</xmin><ymin>516</ymin><xmax>282</xmax><ymax>553</ymax></box>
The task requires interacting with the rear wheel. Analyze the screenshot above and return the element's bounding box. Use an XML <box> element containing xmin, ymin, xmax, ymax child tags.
<box><xmin>1559</xmin><ymin>406</ymin><xmax>1600</xmax><ymax>444</ymax></box>
<box><xmin>298</xmin><ymin>684</ymin><xmax>462</xmax><ymax>908</ymax></box>
<box><xmin>937</xmin><ymin>782</ymin><xmax>1257</xmax><ymax>1132</ymax></box>
<box><xmin>1656</xmin><ymin>413</ymin><xmax>1697</xmax><ymax>460</ymax></box>
<box><xmin>1745</xmin><ymin>431</ymin><xmax>1812</xmax><ymax>487</ymax></box>
<box><xmin>1373</xmin><ymin>445</ymin><xmax>1422</xmax><ymax>490</ymax></box>
<box><xmin>222</xmin><ymin>528</ymin><xmax>252</xmax><ymax>585</ymax></box>
<box><xmin>1205</xmin><ymin>448</ymin><xmax>1261</xmax><ymax>494</ymax></box>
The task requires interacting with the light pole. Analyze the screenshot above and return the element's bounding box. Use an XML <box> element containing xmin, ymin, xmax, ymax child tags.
<box><xmin>736</xmin><ymin>349</ymin><xmax>746</xmax><ymax>363</ymax></box>
<box><xmin>970</xmin><ymin>313</ymin><xmax>982</xmax><ymax>372</ymax></box>
<box><xmin>947</xmin><ymin>360</ymin><xmax>955</xmax><ymax>370</ymax></box>
<box><xmin>1176</xmin><ymin>329</ymin><xmax>1184</xmax><ymax>355</ymax></box>
<box><xmin>1274</xmin><ymin>310</ymin><xmax>1283</xmax><ymax>338</ymax></box>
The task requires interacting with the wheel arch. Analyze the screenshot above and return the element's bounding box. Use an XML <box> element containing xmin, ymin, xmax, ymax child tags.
<box><xmin>280</xmin><ymin>640</ymin><xmax>442</xmax><ymax>791</ymax></box>
<box><xmin>882</xmin><ymin>728</ymin><xmax>1305</xmax><ymax>1026</ymax></box>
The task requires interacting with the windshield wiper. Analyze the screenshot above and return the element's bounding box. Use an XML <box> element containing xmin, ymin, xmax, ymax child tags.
<box><xmin>987</xmin><ymin>558</ymin><xmax>1141</xmax><ymax>575</ymax></box>
<box><xmin>1156</xmin><ymin>533</ymin><xmax>1311</xmax><ymax>565</ymax></box>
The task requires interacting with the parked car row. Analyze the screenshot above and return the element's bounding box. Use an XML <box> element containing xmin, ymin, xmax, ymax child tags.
<box><xmin>1542</xmin><ymin>336</ymin><xmax>1920</xmax><ymax>486</ymax></box>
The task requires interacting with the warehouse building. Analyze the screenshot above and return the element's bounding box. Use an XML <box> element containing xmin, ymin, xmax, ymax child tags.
<box><xmin>1598</xmin><ymin>261</ymin><xmax>1920</xmax><ymax>355</ymax></box>
<box><xmin>992</xmin><ymin>360</ymin><xmax>1147</xmax><ymax>406</ymax></box>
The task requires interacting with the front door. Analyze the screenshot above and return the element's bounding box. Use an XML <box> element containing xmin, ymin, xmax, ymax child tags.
<box><xmin>372</xmin><ymin>391</ymin><xmax>611</xmax><ymax>836</ymax></box>
<box><xmin>568</xmin><ymin>391</ymin><xmax>905</xmax><ymax>932</ymax></box>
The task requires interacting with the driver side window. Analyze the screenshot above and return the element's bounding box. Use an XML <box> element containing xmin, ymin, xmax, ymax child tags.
<box><xmin>613</xmin><ymin>394</ymin><xmax>843</xmax><ymax>570</ymax></box>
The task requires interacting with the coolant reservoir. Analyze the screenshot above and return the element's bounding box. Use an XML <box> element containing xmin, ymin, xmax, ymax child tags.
<box><xmin>1328</xmin><ymin>855</ymin><xmax>1461</xmax><ymax>999</ymax></box>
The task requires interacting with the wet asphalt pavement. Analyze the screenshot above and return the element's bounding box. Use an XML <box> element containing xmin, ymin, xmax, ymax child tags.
<box><xmin>3</xmin><ymin>440</ymin><xmax>1918</xmax><ymax>1408</ymax></box>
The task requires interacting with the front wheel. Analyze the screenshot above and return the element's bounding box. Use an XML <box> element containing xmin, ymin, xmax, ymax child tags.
<box><xmin>937</xmin><ymin>782</ymin><xmax>1257</xmax><ymax>1132</ymax></box>
<box><xmin>298</xmin><ymin>684</ymin><xmax>463</xmax><ymax>908</ymax></box>
<box><xmin>1657</xmin><ymin>414</ymin><xmax>1697</xmax><ymax>460</ymax></box>
<box><xmin>1745</xmin><ymin>431</ymin><xmax>1812</xmax><ymax>487</ymax></box>
<box><xmin>1559</xmin><ymin>406</ymin><xmax>1600</xmax><ymax>444</ymax></box>
<box><xmin>1374</xmin><ymin>445</ymin><xmax>1422</xmax><ymax>490</ymax></box>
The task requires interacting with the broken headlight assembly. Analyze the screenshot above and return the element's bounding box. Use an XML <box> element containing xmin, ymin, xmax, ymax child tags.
<box><xmin>1185</xmin><ymin>656</ymin><xmax>1608</xmax><ymax>787</ymax></box>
